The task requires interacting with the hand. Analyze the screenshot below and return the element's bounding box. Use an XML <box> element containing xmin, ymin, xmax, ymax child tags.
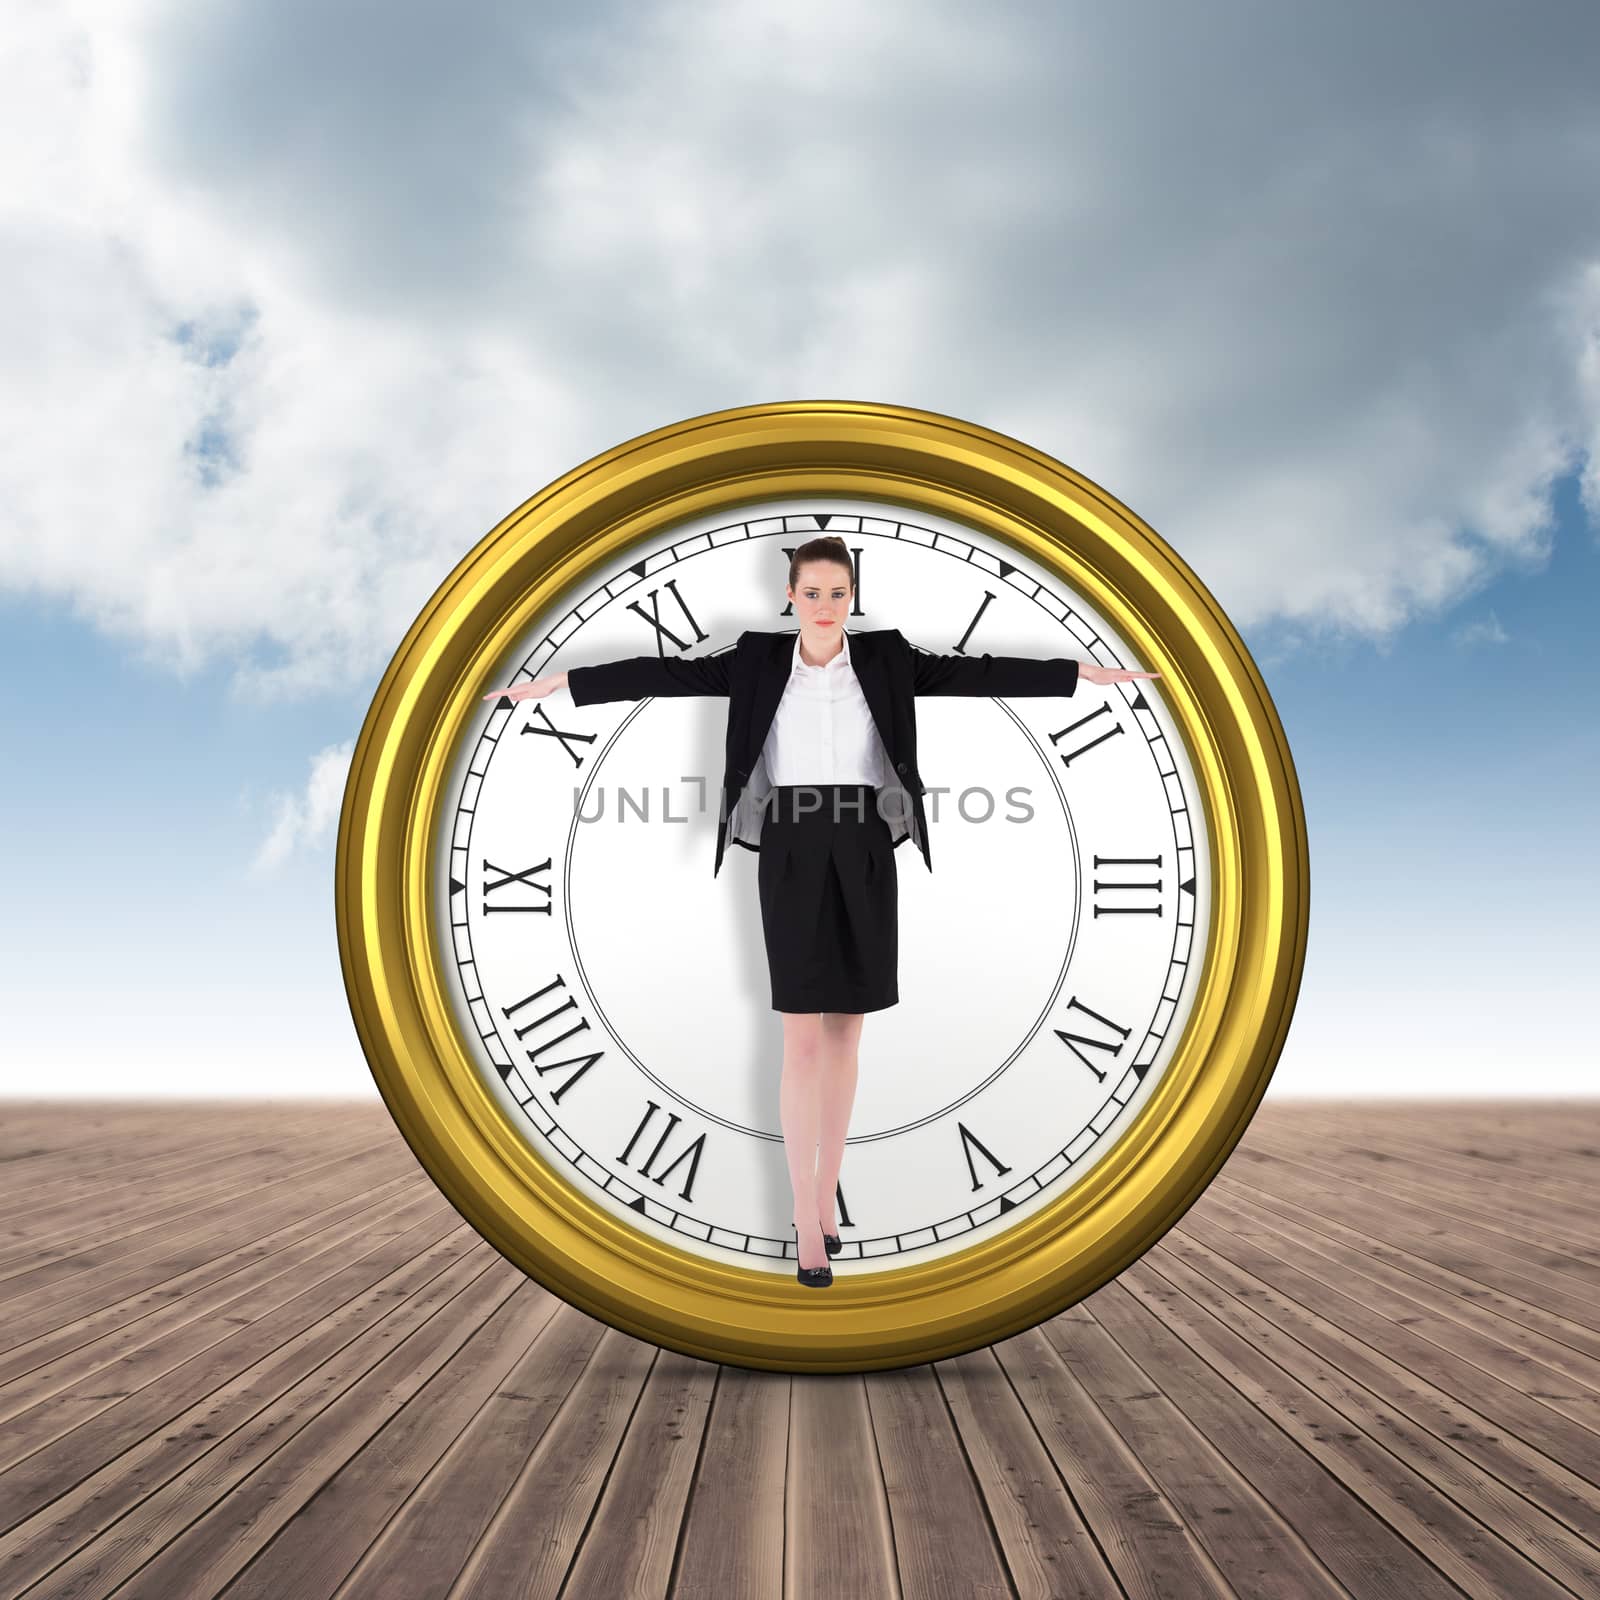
<box><xmin>481</xmin><ymin>672</ymin><xmax>565</xmax><ymax>703</ymax></box>
<box><xmin>1078</xmin><ymin>663</ymin><xmax>1161</xmax><ymax>686</ymax></box>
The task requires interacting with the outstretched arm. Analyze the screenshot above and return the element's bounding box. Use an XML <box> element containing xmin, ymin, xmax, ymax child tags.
<box><xmin>567</xmin><ymin>647</ymin><xmax>735</xmax><ymax>704</ymax></box>
<box><xmin>905</xmin><ymin>634</ymin><xmax>1159</xmax><ymax>697</ymax></box>
<box><xmin>482</xmin><ymin>637</ymin><xmax>741</xmax><ymax>706</ymax></box>
<box><xmin>909</xmin><ymin>642</ymin><xmax>1081</xmax><ymax>698</ymax></box>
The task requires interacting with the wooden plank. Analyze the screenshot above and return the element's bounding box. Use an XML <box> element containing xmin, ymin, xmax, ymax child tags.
<box><xmin>1167</xmin><ymin>1203</ymin><xmax>1600</xmax><ymax>1503</ymax></box>
<box><xmin>0</xmin><ymin>1171</ymin><xmax>431</xmax><ymax>1390</ymax></box>
<box><xmin>1129</xmin><ymin>1241</ymin><xmax>1600</xmax><ymax>1595</ymax></box>
<box><xmin>1204</xmin><ymin>1172</ymin><xmax>1600</xmax><ymax>1388</ymax></box>
<box><xmin>670</xmin><ymin>1365</ymin><xmax>788</xmax><ymax>1600</ymax></box>
<box><xmin>50</xmin><ymin>1250</ymin><xmax>517</xmax><ymax>1600</ymax></box>
<box><xmin>0</xmin><ymin>1105</ymin><xmax>340</xmax><ymax>1212</ymax></box>
<box><xmin>558</xmin><ymin>1349</ymin><xmax>718</xmax><ymax>1598</ymax></box>
<box><xmin>1029</xmin><ymin>1303</ymin><xmax>1346</xmax><ymax>1598</ymax></box>
<box><xmin>321</xmin><ymin>1302</ymin><xmax>607</xmax><ymax>1600</ymax></box>
<box><xmin>0</xmin><ymin>1144</ymin><xmax>417</xmax><ymax>1350</ymax></box>
<box><xmin>0</xmin><ymin>1206</ymin><xmax>472</xmax><ymax>1586</ymax></box>
<box><xmin>1208</xmin><ymin>1165</ymin><xmax>1600</xmax><ymax>1338</ymax></box>
<box><xmin>0</xmin><ymin>1185</ymin><xmax>452</xmax><ymax>1470</ymax></box>
<box><xmin>788</xmin><ymin>1374</ymin><xmax>902</xmax><ymax>1598</ymax></box>
<box><xmin>1222</xmin><ymin>1141</ymin><xmax>1600</xmax><ymax>1285</ymax></box>
<box><xmin>1272</xmin><ymin>1104</ymin><xmax>1600</xmax><ymax>1190</ymax></box>
<box><xmin>0</xmin><ymin>1100</ymin><xmax>1595</xmax><ymax>1600</ymax></box>
<box><xmin>0</xmin><ymin>1107</ymin><xmax>351</xmax><ymax>1261</ymax></box>
<box><xmin>993</xmin><ymin>1316</ymin><xmax>1237</xmax><ymax>1599</ymax></box>
<box><xmin>936</xmin><ymin>1346</ymin><xmax>1123</xmax><ymax>1599</ymax></box>
<box><xmin>450</xmin><ymin>1327</ymin><xmax>659</xmax><ymax>1598</ymax></box>
<box><xmin>866</xmin><ymin>1361</ymin><xmax>1014</xmax><ymax>1598</ymax></box>
<box><xmin>1239</xmin><ymin>1125</ymin><xmax>1600</xmax><ymax>1244</ymax></box>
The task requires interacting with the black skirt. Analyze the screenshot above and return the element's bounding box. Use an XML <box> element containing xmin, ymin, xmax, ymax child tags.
<box><xmin>757</xmin><ymin>784</ymin><xmax>899</xmax><ymax>1014</ymax></box>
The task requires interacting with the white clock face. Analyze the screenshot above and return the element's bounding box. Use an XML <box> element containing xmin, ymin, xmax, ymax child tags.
<box><xmin>438</xmin><ymin>497</ymin><xmax>1210</xmax><ymax>1276</ymax></box>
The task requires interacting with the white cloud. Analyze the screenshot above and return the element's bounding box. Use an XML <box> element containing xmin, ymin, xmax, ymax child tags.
<box><xmin>2</xmin><ymin>0</ymin><xmax>1598</xmax><ymax>702</ymax></box>
<box><xmin>1451</xmin><ymin>609</ymin><xmax>1510</xmax><ymax>648</ymax></box>
<box><xmin>251</xmin><ymin>737</ymin><xmax>354</xmax><ymax>872</ymax></box>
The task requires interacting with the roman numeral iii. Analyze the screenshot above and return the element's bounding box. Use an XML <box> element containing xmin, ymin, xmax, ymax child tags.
<box><xmin>1092</xmin><ymin>853</ymin><xmax>1163</xmax><ymax>917</ymax></box>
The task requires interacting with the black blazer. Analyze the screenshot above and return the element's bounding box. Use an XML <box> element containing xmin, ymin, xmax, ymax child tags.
<box><xmin>567</xmin><ymin>627</ymin><xmax>1080</xmax><ymax>876</ymax></box>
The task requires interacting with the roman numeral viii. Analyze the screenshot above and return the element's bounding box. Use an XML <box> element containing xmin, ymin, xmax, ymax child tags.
<box><xmin>499</xmin><ymin>974</ymin><xmax>603</xmax><ymax>1105</ymax></box>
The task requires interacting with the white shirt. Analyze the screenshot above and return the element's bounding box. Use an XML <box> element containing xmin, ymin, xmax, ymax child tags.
<box><xmin>760</xmin><ymin>627</ymin><xmax>892</xmax><ymax>787</ymax></box>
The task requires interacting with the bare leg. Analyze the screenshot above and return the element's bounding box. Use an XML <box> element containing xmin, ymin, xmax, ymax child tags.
<box><xmin>815</xmin><ymin>1011</ymin><xmax>864</xmax><ymax>1238</ymax></box>
<box><xmin>779</xmin><ymin>1011</ymin><xmax>828</xmax><ymax>1271</ymax></box>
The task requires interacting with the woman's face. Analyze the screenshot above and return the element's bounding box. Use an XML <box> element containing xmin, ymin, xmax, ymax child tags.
<box><xmin>788</xmin><ymin>561</ymin><xmax>853</xmax><ymax>637</ymax></box>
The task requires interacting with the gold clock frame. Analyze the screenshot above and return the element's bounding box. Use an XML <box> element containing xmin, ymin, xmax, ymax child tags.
<box><xmin>334</xmin><ymin>398</ymin><xmax>1309</xmax><ymax>1374</ymax></box>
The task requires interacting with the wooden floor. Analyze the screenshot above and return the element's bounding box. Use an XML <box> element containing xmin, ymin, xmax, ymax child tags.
<box><xmin>0</xmin><ymin>1101</ymin><xmax>1597</xmax><ymax>1600</ymax></box>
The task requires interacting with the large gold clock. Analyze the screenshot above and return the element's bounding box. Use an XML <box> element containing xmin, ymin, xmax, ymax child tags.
<box><xmin>335</xmin><ymin>399</ymin><xmax>1308</xmax><ymax>1373</ymax></box>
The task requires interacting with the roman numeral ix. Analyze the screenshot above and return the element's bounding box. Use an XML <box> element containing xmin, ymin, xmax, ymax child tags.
<box><xmin>482</xmin><ymin>857</ymin><xmax>553</xmax><ymax>916</ymax></box>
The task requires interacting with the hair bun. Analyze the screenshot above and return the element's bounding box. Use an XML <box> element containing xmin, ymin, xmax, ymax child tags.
<box><xmin>787</xmin><ymin>535</ymin><xmax>856</xmax><ymax>591</ymax></box>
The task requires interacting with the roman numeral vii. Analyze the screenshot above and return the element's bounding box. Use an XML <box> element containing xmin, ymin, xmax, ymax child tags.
<box><xmin>618</xmin><ymin>1100</ymin><xmax>708</xmax><ymax>1204</ymax></box>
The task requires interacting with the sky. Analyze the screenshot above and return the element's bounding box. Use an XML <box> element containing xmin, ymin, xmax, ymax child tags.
<box><xmin>2</xmin><ymin>0</ymin><xmax>1597</xmax><ymax>1098</ymax></box>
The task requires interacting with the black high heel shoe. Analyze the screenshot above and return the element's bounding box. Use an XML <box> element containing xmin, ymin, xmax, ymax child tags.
<box><xmin>822</xmin><ymin>1229</ymin><xmax>841</xmax><ymax>1256</ymax></box>
<box><xmin>792</xmin><ymin>1224</ymin><xmax>834</xmax><ymax>1288</ymax></box>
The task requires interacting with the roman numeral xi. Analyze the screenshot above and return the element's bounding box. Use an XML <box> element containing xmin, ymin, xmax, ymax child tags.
<box><xmin>626</xmin><ymin>576</ymin><xmax>709</xmax><ymax>656</ymax></box>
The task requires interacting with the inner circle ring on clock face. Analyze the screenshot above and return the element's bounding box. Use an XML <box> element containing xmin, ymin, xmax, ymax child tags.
<box><xmin>559</xmin><ymin>694</ymin><xmax>1088</xmax><ymax>1144</ymax></box>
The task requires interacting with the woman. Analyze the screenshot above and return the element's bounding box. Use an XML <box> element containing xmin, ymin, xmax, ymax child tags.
<box><xmin>485</xmin><ymin>536</ymin><xmax>1160</xmax><ymax>1287</ymax></box>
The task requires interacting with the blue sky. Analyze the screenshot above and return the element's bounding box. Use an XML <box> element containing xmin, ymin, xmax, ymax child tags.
<box><xmin>2</xmin><ymin>0</ymin><xmax>1597</xmax><ymax>1097</ymax></box>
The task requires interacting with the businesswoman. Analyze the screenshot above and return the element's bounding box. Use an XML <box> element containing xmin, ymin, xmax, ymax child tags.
<box><xmin>485</xmin><ymin>536</ymin><xmax>1160</xmax><ymax>1287</ymax></box>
